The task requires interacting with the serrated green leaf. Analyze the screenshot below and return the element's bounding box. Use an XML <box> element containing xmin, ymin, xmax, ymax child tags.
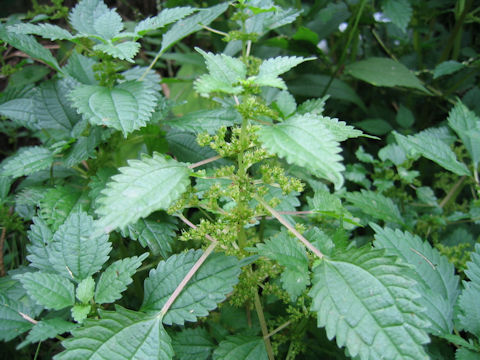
<box><xmin>18</xmin><ymin>318</ymin><xmax>78</xmax><ymax>349</ymax></box>
<box><xmin>71</xmin><ymin>303</ymin><xmax>90</xmax><ymax>323</ymax></box>
<box><xmin>346</xmin><ymin>57</ymin><xmax>427</xmax><ymax>92</ymax></box>
<box><xmin>0</xmin><ymin>291</ymin><xmax>39</xmax><ymax>341</ymax></box>
<box><xmin>252</xmin><ymin>56</ymin><xmax>314</xmax><ymax>89</ymax></box>
<box><xmin>0</xmin><ymin>98</ymin><xmax>36</xmax><ymax>129</ymax></box>
<box><xmin>38</xmin><ymin>185</ymin><xmax>83</xmax><ymax>231</ymax></box>
<box><xmin>273</xmin><ymin>90</ymin><xmax>297</xmax><ymax>117</ymax></box>
<box><xmin>433</xmin><ymin>61</ymin><xmax>465</xmax><ymax>79</ymax></box>
<box><xmin>166</xmin><ymin>107</ymin><xmax>242</xmax><ymax>134</ymax></box>
<box><xmin>135</xmin><ymin>7</ymin><xmax>196</xmax><ymax>35</ymax></box>
<box><xmin>15</xmin><ymin>271</ymin><xmax>75</xmax><ymax>310</ymax></box>
<box><xmin>382</xmin><ymin>0</ymin><xmax>412</xmax><ymax>32</ymax></box>
<box><xmin>49</xmin><ymin>210</ymin><xmax>111</xmax><ymax>281</ymax></box>
<box><xmin>297</xmin><ymin>96</ymin><xmax>328</xmax><ymax>115</ymax></box>
<box><xmin>95</xmin><ymin>253</ymin><xmax>148</xmax><ymax>304</ymax></box>
<box><xmin>121</xmin><ymin>66</ymin><xmax>162</xmax><ymax>91</ymax></box>
<box><xmin>447</xmin><ymin>101</ymin><xmax>480</xmax><ymax>168</ymax></box>
<box><xmin>455</xmin><ymin>348</ymin><xmax>480</xmax><ymax>360</ymax></box>
<box><xmin>255</xmin><ymin>230</ymin><xmax>309</xmax><ymax>301</ymax></box>
<box><xmin>160</xmin><ymin>3</ymin><xmax>229</xmax><ymax>54</ymax></box>
<box><xmin>213</xmin><ymin>335</ymin><xmax>268</xmax><ymax>360</ymax></box>
<box><xmin>63</xmin><ymin>127</ymin><xmax>103</xmax><ymax>167</ymax></box>
<box><xmin>8</xmin><ymin>23</ymin><xmax>73</xmax><ymax>40</ymax></box>
<box><xmin>69</xmin><ymin>0</ymin><xmax>109</xmax><ymax>36</ymax></box>
<box><xmin>318</xmin><ymin>116</ymin><xmax>364</xmax><ymax>141</ymax></box>
<box><xmin>93</xmin><ymin>41</ymin><xmax>140</xmax><ymax>62</ymax></box>
<box><xmin>93</xmin><ymin>9</ymin><xmax>123</xmax><ymax>39</ymax></box>
<box><xmin>95</xmin><ymin>153</ymin><xmax>190</xmax><ymax>233</ymax></box>
<box><xmin>0</xmin><ymin>25</ymin><xmax>61</xmax><ymax>72</ymax></box>
<box><xmin>172</xmin><ymin>327</ymin><xmax>214</xmax><ymax>360</ymax></box>
<box><xmin>309</xmin><ymin>248</ymin><xmax>430</xmax><ymax>360</ymax></box>
<box><xmin>142</xmin><ymin>250</ymin><xmax>241</xmax><ymax>325</ymax></box>
<box><xmin>372</xmin><ymin>225</ymin><xmax>459</xmax><ymax>334</ymax></box>
<box><xmin>55</xmin><ymin>306</ymin><xmax>174</xmax><ymax>360</ymax></box>
<box><xmin>76</xmin><ymin>277</ymin><xmax>95</xmax><ymax>303</ymax></box>
<box><xmin>465</xmin><ymin>243</ymin><xmax>480</xmax><ymax>285</ymax></box>
<box><xmin>346</xmin><ymin>190</ymin><xmax>404</xmax><ymax>225</ymax></box>
<box><xmin>396</xmin><ymin>104</ymin><xmax>415</xmax><ymax>128</ymax></box>
<box><xmin>258</xmin><ymin>114</ymin><xmax>344</xmax><ymax>189</ymax></box>
<box><xmin>394</xmin><ymin>130</ymin><xmax>470</xmax><ymax>176</ymax></box>
<box><xmin>123</xmin><ymin>219</ymin><xmax>176</xmax><ymax>258</ymax></box>
<box><xmin>63</xmin><ymin>52</ymin><xmax>98</xmax><ymax>85</ymax></box>
<box><xmin>1</xmin><ymin>146</ymin><xmax>54</xmax><ymax>179</ymax></box>
<box><xmin>26</xmin><ymin>217</ymin><xmax>55</xmax><ymax>272</ymax></box>
<box><xmin>70</xmin><ymin>80</ymin><xmax>156</xmax><ymax>136</ymax></box>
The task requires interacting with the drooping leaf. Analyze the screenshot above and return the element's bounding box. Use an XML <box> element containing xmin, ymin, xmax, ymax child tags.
<box><xmin>345</xmin><ymin>57</ymin><xmax>428</xmax><ymax>92</ymax></box>
<box><xmin>15</xmin><ymin>271</ymin><xmax>75</xmax><ymax>310</ymax></box>
<box><xmin>69</xmin><ymin>0</ymin><xmax>109</xmax><ymax>36</ymax></box>
<box><xmin>309</xmin><ymin>248</ymin><xmax>430</xmax><ymax>360</ymax></box>
<box><xmin>26</xmin><ymin>217</ymin><xmax>55</xmax><ymax>272</ymax></box>
<box><xmin>213</xmin><ymin>335</ymin><xmax>268</xmax><ymax>360</ymax></box>
<box><xmin>258</xmin><ymin>114</ymin><xmax>344</xmax><ymax>189</ymax></box>
<box><xmin>346</xmin><ymin>190</ymin><xmax>404</xmax><ymax>225</ymax></box>
<box><xmin>123</xmin><ymin>218</ymin><xmax>176</xmax><ymax>258</ymax></box>
<box><xmin>160</xmin><ymin>3</ymin><xmax>229</xmax><ymax>54</ymax></box>
<box><xmin>93</xmin><ymin>41</ymin><xmax>141</xmax><ymax>62</ymax></box>
<box><xmin>7</xmin><ymin>23</ymin><xmax>73</xmax><ymax>40</ymax></box>
<box><xmin>447</xmin><ymin>101</ymin><xmax>480</xmax><ymax>168</ymax></box>
<box><xmin>69</xmin><ymin>80</ymin><xmax>157</xmax><ymax>136</ymax></box>
<box><xmin>433</xmin><ymin>61</ymin><xmax>465</xmax><ymax>79</ymax></box>
<box><xmin>255</xmin><ymin>230</ymin><xmax>309</xmax><ymax>300</ymax></box>
<box><xmin>252</xmin><ymin>56</ymin><xmax>314</xmax><ymax>89</ymax></box>
<box><xmin>55</xmin><ymin>306</ymin><xmax>174</xmax><ymax>360</ymax></box>
<box><xmin>142</xmin><ymin>250</ymin><xmax>241</xmax><ymax>325</ymax></box>
<box><xmin>95</xmin><ymin>253</ymin><xmax>148</xmax><ymax>304</ymax></box>
<box><xmin>95</xmin><ymin>153</ymin><xmax>190</xmax><ymax>233</ymax></box>
<box><xmin>372</xmin><ymin>225</ymin><xmax>460</xmax><ymax>334</ymax></box>
<box><xmin>172</xmin><ymin>327</ymin><xmax>215</xmax><ymax>360</ymax></box>
<box><xmin>63</xmin><ymin>51</ymin><xmax>98</xmax><ymax>85</ymax></box>
<box><xmin>135</xmin><ymin>7</ymin><xmax>196</xmax><ymax>35</ymax></box>
<box><xmin>0</xmin><ymin>146</ymin><xmax>54</xmax><ymax>179</ymax></box>
<box><xmin>381</xmin><ymin>0</ymin><xmax>412</xmax><ymax>32</ymax></box>
<box><xmin>49</xmin><ymin>209</ymin><xmax>111</xmax><ymax>281</ymax></box>
<box><xmin>165</xmin><ymin>107</ymin><xmax>242</xmax><ymax>134</ymax></box>
<box><xmin>394</xmin><ymin>130</ymin><xmax>470</xmax><ymax>176</ymax></box>
<box><xmin>18</xmin><ymin>318</ymin><xmax>78</xmax><ymax>349</ymax></box>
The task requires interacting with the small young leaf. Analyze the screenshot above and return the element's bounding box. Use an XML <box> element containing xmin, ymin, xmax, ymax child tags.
<box><xmin>123</xmin><ymin>219</ymin><xmax>176</xmax><ymax>258</ymax></box>
<box><xmin>252</xmin><ymin>56</ymin><xmax>315</xmax><ymax>89</ymax></box>
<box><xmin>76</xmin><ymin>277</ymin><xmax>95</xmax><ymax>304</ymax></box>
<box><xmin>297</xmin><ymin>96</ymin><xmax>328</xmax><ymax>115</ymax></box>
<box><xmin>172</xmin><ymin>327</ymin><xmax>215</xmax><ymax>360</ymax></box>
<box><xmin>142</xmin><ymin>250</ymin><xmax>241</xmax><ymax>325</ymax></box>
<box><xmin>433</xmin><ymin>61</ymin><xmax>465</xmax><ymax>79</ymax></box>
<box><xmin>71</xmin><ymin>304</ymin><xmax>90</xmax><ymax>323</ymax></box>
<box><xmin>258</xmin><ymin>114</ymin><xmax>344</xmax><ymax>189</ymax></box>
<box><xmin>135</xmin><ymin>7</ymin><xmax>196</xmax><ymax>35</ymax></box>
<box><xmin>166</xmin><ymin>107</ymin><xmax>242</xmax><ymax>134</ymax></box>
<box><xmin>213</xmin><ymin>335</ymin><xmax>268</xmax><ymax>360</ymax></box>
<box><xmin>1</xmin><ymin>146</ymin><xmax>54</xmax><ymax>179</ymax></box>
<box><xmin>95</xmin><ymin>153</ymin><xmax>190</xmax><ymax>233</ymax></box>
<box><xmin>381</xmin><ymin>0</ymin><xmax>412</xmax><ymax>32</ymax></box>
<box><xmin>8</xmin><ymin>23</ymin><xmax>73</xmax><ymax>40</ymax></box>
<box><xmin>49</xmin><ymin>209</ymin><xmax>111</xmax><ymax>281</ymax></box>
<box><xmin>93</xmin><ymin>41</ymin><xmax>141</xmax><ymax>62</ymax></box>
<box><xmin>55</xmin><ymin>306</ymin><xmax>174</xmax><ymax>360</ymax></box>
<box><xmin>95</xmin><ymin>253</ymin><xmax>148</xmax><ymax>304</ymax></box>
<box><xmin>18</xmin><ymin>318</ymin><xmax>77</xmax><ymax>349</ymax></box>
<box><xmin>15</xmin><ymin>271</ymin><xmax>75</xmax><ymax>310</ymax></box>
<box><xmin>346</xmin><ymin>190</ymin><xmax>404</xmax><ymax>225</ymax></box>
<box><xmin>26</xmin><ymin>217</ymin><xmax>55</xmax><ymax>272</ymax></box>
<box><xmin>309</xmin><ymin>248</ymin><xmax>430</xmax><ymax>360</ymax></box>
<box><xmin>318</xmin><ymin>116</ymin><xmax>364</xmax><ymax>142</ymax></box>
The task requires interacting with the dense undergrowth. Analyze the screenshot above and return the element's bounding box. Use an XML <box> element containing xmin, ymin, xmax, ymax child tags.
<box><xmin>0</xmin><ymin>0</ymin><xmax>479</xmax><ymax>359</ymax></box>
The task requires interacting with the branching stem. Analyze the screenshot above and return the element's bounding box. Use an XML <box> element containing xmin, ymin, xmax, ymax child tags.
<box><xmin>188</xmin><ymin>155</ymin><xmax>222</xmax><ymax>169</ymax></box>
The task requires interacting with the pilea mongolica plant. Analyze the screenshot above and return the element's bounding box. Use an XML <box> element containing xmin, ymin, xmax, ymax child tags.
<box><xmin>0</xmin><ymin>0</ymin><xmax>480</xmax><ymax>359</ymax></box>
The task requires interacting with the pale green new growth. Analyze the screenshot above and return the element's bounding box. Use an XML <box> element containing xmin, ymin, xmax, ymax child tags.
<box><xmin>135</xmin><ymin>7</ymin><xmax>196</xmax><ymax>35</ymax></box>
<box><xmin>0</xmin><ymin>146</ymin><xmax>54</xmax><ymax>179</ymax></box>
<box><xmin>93</xmin><ymin>42</ymin><xmax>141</xmax><ymax>62</ymax></box>
<box><xmin>252</xmin><ymin>56</ymin><xmax>315</xmax><ymax>89</ymax></box>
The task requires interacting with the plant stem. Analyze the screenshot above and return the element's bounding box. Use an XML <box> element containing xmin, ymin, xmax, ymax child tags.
<box><xmin>0</xmin><ymin>226</ymin><xmax>6</xmax><ymax>277</ymax></box>
<box><xmin>439</xmin><ymin>176</ymin><xmax>467</xmax><ymax>208</ymax></box>
<box><xmin>265</xmin><ymin>320</ymin><xmax>292</xmax><ymax>338</ymax></box>
<box><xmin>189</xmin><ymin>155</ymin><xmax>222</xmax><ymax>169</ymax></box>
<box><xmin>254</xmin><ymin>290</ymin><xmax>275</xmax><ymax>360</ymax></box>
<box><xmin>256</xmin><ymin>196</ymin><xmax>324</xmax><ymax>259</ymax></box>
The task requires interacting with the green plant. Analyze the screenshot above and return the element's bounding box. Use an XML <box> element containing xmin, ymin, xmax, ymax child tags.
<box><xmin>0</xmin><ymin>0</ymin><xmax>479</xmax><ymax>359</ymax></box>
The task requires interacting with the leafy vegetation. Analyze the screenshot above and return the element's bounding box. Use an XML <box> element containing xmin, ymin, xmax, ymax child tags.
<box><xmin>0</xmin><ymin>0</ymin><xmax>479</xmax><ymax>359</ymax></box>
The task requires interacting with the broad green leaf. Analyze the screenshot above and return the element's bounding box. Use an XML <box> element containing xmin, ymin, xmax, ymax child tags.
<box><xmin>394</xmin><ymin>130</ymin><xmax>470</xmax><ymax>176</ymax></box>
<box><xmin>396</xmin><ymin>104</ymin><xmax>415</xmax><ymax>128</ymax></box>
<box><xmin>319</xmin><ymin>116</ymin><xmax>364</xmax><ymax>142</ymax></box>
<box><xmin>456</xmin><ymin>348</ymin><xmax>480</xmax><ymax>360</ymax></box>
<box><xmin>69</xmin><ymin>0</ymin><xmax>109</xmax><ymax>35</ymax></box>
<box><xmin>258</xmin><ymin>114</ymin><xmax>344</xmax><ymax>189</ymax></box>
<box><xmin>252</xmin><ymin>56</ymin><xmax>314</xmax><ymax>89</ymax></box>
<box><xmin>465</xmin><ymin>243</ymin><xmax>480</xmax><ymax>284</ymax></box>
<box><xmin>25</xmin><ymin>217</ymin><xmax>54</xmax><ymax>272</ymax></box>
<box><xmin>135</xmin><ymin>7</ymin><xmax>196</xmax><ymax>35</ymax></box>
<box><xmin>382</xmin><ymin>0</ymin><xmax>412</xmax><ymax>32</ymax></box>
<box><xmin>372</xmin><ymin>225</ymin><xmax>459</xmax><ymax>334</ymax></box>
<box><xmin>69</xmin><ymin>80</ymin><xmax>156</xmax><ymax>136</ymax></box>
<box><xmin>38</xmin><ymin>185</ymin><xmax>83</xmax><ymax>231</ymax></box>
<box><xmin>71</xmin><ymin>304</ymin><xmax>90</xmax><ymax>323</ymax></box>
<box><xmin>378</xmin><ymin>144</ymin><xmax>407</xmax><ymax>166</ymax></box>
<box><xmin>297</xmin><ymin>96</ymin><xmax>328</xmax><ymax>115</ymax></box>
<box><xmin>121</xmin><ymin>66</ymin><xmax>162</xmax><ymax>91</ymax></box>
<box><xmin>0</xmin><ymin>25</ymin><xmax>61</xmax><ymax>72</ymax></box>
<box><xmin>213</xmin><ymin>335</ymin><xmax>268</xmax><ymax>360</ymax></box>
<box><xmin>76</xmin><ymin>277</ymin><xmax>95</xmax><ymax>303</ymax></box>
<box><xmin>93</xmin><ymin>41</ymin><xmax>141</xmax><ymax>62</ymax></box>
<box><xmin>18</xmin><ymin>318</ymin><xmax>78</xmax><ymax>349</ymax></box>
<box><xmin>95</xmin><ymin>253</ymin><xmax>148</xmax><ymax>304</ymax></box>
<box><xmin>95</xmin><ymin>153</ymin><xmax>190</xmax><ymax>233</ymax></box>
<box><xmin>15</xmin><ymin>271</ymin><xmax>75</xmax><ymax>310</ymax></box>
<box><xmin>1</xmin><ymin>146</ymin><xmax>54</xmax><ymax>179</ymax></box>
<box><xmin>0</xmin><ymin>295</ymin><xmax>35</xmax><ymax>341</ymax></box>
<box><xmin>433</xmin><ymin>61</ymin><xmax>465</xmax><ymax>79</ymax></box>
<box><xmin>346</xmin><ymin>190</ymin><xmax>404</xmax><ymax>225</ymax></box>
<box><xmin>309</xmin><ymin>248</ymin><xmax>430</xmax><ymax>360</ymax></box>
<box><xmin>63</xmin><ymin>127</ymin><xmax>103</xmax><ymax>167</ymax></box>
<box><xmin>172</xmin><ymin>327</ymin><xmax>215</xmax><ymax>360</ymax></box>
<box><xmin>160</xmin><ymin>3</ymin><xmax>229</xmax><ymax>54</ymax></box>
<box><xmin>165</xmin><ymin>107</ymin><xmax>242</xmax><ymax>134</ymax></box>
<box><xmin>447</xmin><ymin>101</ymin><xmax>480</xmax><ymax>168</ymax></box>
<box><xmin>8</xmin><ymin>23</ymin><xmax>73</xmax><ymax>40</ymax></box>
<box><xmin>255</xmin><ymin>230</ymin><xmax>309</xmax><ymax>301</ymax></box>
<box><xmin>63</xmin><ymin>52</ymin><xmax>98</xmax><ymax>85</ymax></box>
<box><xmin>345</xmin><ymin>57</ymin><xmax>428</xmax><ymax>92</ymax></box>
<box><xmin>195</xmin><ymin>48</ymin><xmax>246</xmax><ymax>95</ymax></box>
<box><xmin>142</xmin><ymin>250</ymin><xmax>241</xmax><ymax>325</ymax></box>
<box><xmin>92</xmin><ymin>9</ymin><xmax>123</xmax><ymax>39</ymax></box>
<box><xmin>0</xmin><ymin>98</ymin><xmax>36</xmax><ymax>129</ymax></box>
<box><xmin>244</xmin><ymin>3</ymin><xmax>301</xmax><ymax>34</ymax></box>
<box><xmin>272</xmin><ymin>90</ymin><xmax>297</xmax><ymax>117</ymax></box>
<box><xmin>49</xmin><ymin>210</ymin><xmax>111</xmax><ymax>281</ymax></box>
<box><xmin>55</xmin><ymin>306</ymin><xmax>174</xmax><ymax>360</ymax></box>
<box><xmin>123</xmin><ymin>218</ymin><xmax>176</xmax><ymax>258</ymax></box>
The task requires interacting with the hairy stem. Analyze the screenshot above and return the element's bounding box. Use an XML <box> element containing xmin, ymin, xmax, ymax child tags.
<box><xmin>254</xmin><ymin>290</ymin><xmax>275</xmax><ymax>360</ymax></box>
<box><xmin>189</xmin><ymin>155</ymin><xmax>222</xmax><ymax>169</ymax></box>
